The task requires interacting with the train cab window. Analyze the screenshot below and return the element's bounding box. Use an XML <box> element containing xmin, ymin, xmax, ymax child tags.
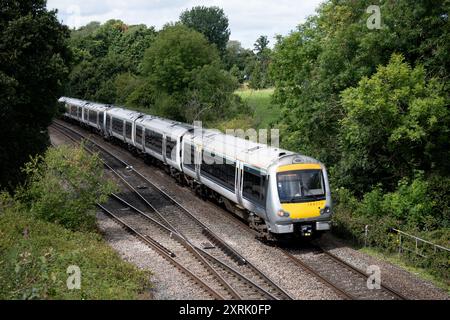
<box><xmin>145</xmin><ymin>129</ymin><xmax>163</xmax><ymax>153</ymax></box>
<box><xmin>125</xmin><ymin>122</ymin><xmax>132</xmax><ymax>139</ymax></box>
<box><xmin>166</xmin><ymin>136</ymin><xmax>177</xmax><ymax>160</ymax></box>
<box><xmin>135</xmin><ymin>125</ymin><xmax>143</xmax><ymax>145</ymax></box>
<box><xmin>201</xmin><ymin>151</ymin><xmax>235</xmax><ymax>191</ymax></box>
<box><xmin>112</xmin><ymin>117</ymin><xmax>123</xmax><ymax>134</ymax></box>
<box><xmin>183</xmin><ymin>144</ymin><xmax>196</xmax><ymax>171</ymax></box>
<box><xmin>99</xmin><ymin>112</ymin><xmax>104</xmax><ymax>125</ymax></box>
<box><xmin>89</xmin><ymin>110</ymin><xmax>97</xmax><ymax>124</ymax></box>
<box><xmin>106</xmin><ymin>115</ymin><xmax>111</xmax><ymax>129</ymax></box>
<box><xmin>242</xmin><ymin>166</ymin><xmax>266</xmax><ymax>207</ymax></box>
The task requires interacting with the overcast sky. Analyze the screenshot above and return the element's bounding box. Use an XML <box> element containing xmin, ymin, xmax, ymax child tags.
<box><xmin>47</xmin><ymin>0</ymin><xmax>324</xmax><ymax>49</ymax></box>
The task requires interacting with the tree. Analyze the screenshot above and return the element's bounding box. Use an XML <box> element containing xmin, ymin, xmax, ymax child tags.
<box><xmin>337</xmin><ymin>54</ymin><xmax>449</xmax><ymax>194</ymax></box>
<box><xmin>254</xmin><ymin>35</ymin><xmax>270</xmax><ymax>57</ymax></box>
<box><xmin>270</xmin><ymin>0</ymin><xmax>450</xmax><ymax>167</ymax></box>
<box><xmin>139</xmin><ymin>24</ymin><xmax>239</xmax><ymax>123</ymax></box>
<box><xmin>0</xmin><ymin>0</ymin><xmax>71</xmax><ymax>190</ymax></box>
<box><xmin>249</xmin><ymin>35</ymin><xmax>273</xmax><ymax>89</ymax></box>
<box><xmin>180</xmin><ymin>6</ymin><xmax>230</xmax><ymax>54</ymax></box>
<box><xmin>223</xmin><ymin>40</ymin><xmax>255</xmax><ymax>83</ymax></box>
<box><xmin>66</xmin><ymin>20</ymin><xmax>156</xmax><ymax>103</ymax></box>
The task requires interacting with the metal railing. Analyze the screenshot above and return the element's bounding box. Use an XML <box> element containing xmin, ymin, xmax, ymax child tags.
<box><xmin>390</xmin><ymin>228</ymin><xmax>450</xmax><ymax>258</ymax></box>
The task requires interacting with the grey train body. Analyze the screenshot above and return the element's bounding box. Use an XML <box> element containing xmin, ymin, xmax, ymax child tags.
<box><xmin>58</xmin><ymin>97</ymin><xmax>333</xmax><ymax>239</ymax></box>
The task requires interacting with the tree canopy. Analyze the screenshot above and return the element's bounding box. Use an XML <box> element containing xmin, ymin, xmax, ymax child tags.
<box><xmin>180</xmin><ymin>6</ymin><xmax>230</xmax><ymax>55</ymax></box>
<box><xmin>0</xmin><ymin>0</ymin><xmax>71</xmax><ymax>190</ymax></box>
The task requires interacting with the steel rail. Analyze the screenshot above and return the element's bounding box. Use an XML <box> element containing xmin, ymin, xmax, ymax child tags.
<box><xmin>51</xmin><ymin>121</ymin><xmax>292</xmax><ymax>300</ymax></box>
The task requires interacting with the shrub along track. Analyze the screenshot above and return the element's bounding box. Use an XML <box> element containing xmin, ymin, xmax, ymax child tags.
<box><xmin>50</xmin><ymin>120</ymin><xmax>292</xmax><ymax>300</ymax></box>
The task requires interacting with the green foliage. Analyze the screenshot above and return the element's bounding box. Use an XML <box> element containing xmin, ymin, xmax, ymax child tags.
<box><xmin>0</xmin><ymin>0</ymin><xmax>71</xmax><ymax>190</ymax></box>
<box><xmin>223</xmin><ymin>40</ymin><xmax>255</xmax><ymax>83</ymax></box>
<box><xmin>180</xmin><ymin>6</ymin><xmax>230</xmax><ymax>54</ymax></box>
<box><xmin>337</xmin><ymin>54</ymin><xmax>449</xmax><ymax>193</ymax></box>
<box><xmin>271</xmin><ymin>0</ymin><xmax>450</xmax><ymax>166</ymax></box>
<box><xmin>138</xmin><ymin>24</ymin><xmax>241</xmax><ymax>123</ymax></box>
<box><xmin>15</xmin><ymin>145</ymin><xmax>116</xmax><ymax>232</ymax></box>
<box><xmin>248</xmin><ymin>36</ymin><xmax>273</xmax><ymax>89</ymax></box>
<box><xmin>332</xmin><ymin>179</ymin><xmax>450</xmax><ymax>282</ymax></box>
<box><xmin>66</xmin><ymin>20</ymin><xmax>156</xmax><ymax>103</ymax></box>
<box><xmin>0</xmin><ymin>209</ymin><xmax>150</xmax><ymax>299</ymax></box>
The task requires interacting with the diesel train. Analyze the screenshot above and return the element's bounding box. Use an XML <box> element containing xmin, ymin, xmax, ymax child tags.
<box><xmin>58</xmin><ymin>97</ymin><xmax>333</xmax><ymax>240</ymax></box>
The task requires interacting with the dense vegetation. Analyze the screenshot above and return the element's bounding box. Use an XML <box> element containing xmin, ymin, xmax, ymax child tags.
<box><xmin>0</xmin><ymin>0</ymin><xmax>71</xmax><ymax>190</ymax></box>
<box><xmin>269</xmin><ymin>0</ymin><xmax>449</xmax><ymax>280</ymax></box>
<box><xmin>0</xmin><ymin>145</ymin><xmax>149</xmax><ymax>299</ymax></box>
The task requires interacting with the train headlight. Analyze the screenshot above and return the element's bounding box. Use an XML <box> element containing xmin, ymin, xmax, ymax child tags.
<box><xmin>320</xmin><ymin>206</ymin><xmax>332</xmax><ymax>215</ymax></box>
<box><xmin>277</xmin><ymin>209</ymin><xmax>290</xmax><ymax>217</ymax></box>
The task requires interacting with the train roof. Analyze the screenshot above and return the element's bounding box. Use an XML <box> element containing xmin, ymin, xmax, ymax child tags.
<box><xmin>136</xmin><ymin>115</ymin><xmax>194</xmax><ymax>138</ymax></box>
<box><xmin>107</xmin><ymin>107</ymin><xmax>144</xmax><ymax>121</ymax></box>
<box><xmin>59</xmin><ymin>96</ymin><xmax>110</xmax><ymax>111</ymax></box>
<box><xmin>187</xmin><ymin>129</ymin><xmax>295</xmax><ymax>170</ymax></box>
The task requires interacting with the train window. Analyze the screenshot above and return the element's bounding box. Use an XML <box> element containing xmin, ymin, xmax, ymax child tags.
<box><xmin>183</xmin><ymin>144</ymin><xmax>196</xmax><ymax>171</ymax></box>
<box><xmin>242</xmin><ymin>166</ymin><xmax>266</xmax><ymax>207</ymax></box>
<box><xmin>145</xmin><ymin>129</ymin><xmax>163</xmax><ymax>153</ymax></box>
<box><xmin>89</xmin><ymin>110</ymin><xmax>97</xmax><ymax>123</ymax></box>
<box><xmin>125</xmin><ymin>122</ymin><xmax>132</xmax><ymax>139</ymax></box>
<box><xmin>166</xmin><ymin>136</ymin><xmax>177</xmax><ymax>160</ymax></box>
<box><xmin>112</xmin><ymin>117</ymin><xmax>123</xmax><ymax>134</ymax></box>
<box><xmin>99</xmin><ymin>112</ymin><xmax>104</xmax><ymax>125</ymax></box>
<box><xmin>77</xmin><ymin>107</ymin><xmax>81</xmax><ymax>119</ymax></box>
<box><xmin>70</xmin><ymin>106</ymin><xmax>77</xmax><ymax>116</ymax></box>
<box><xmin>106</xmin><ymin>115</ymin><xmax>111</xmax><ymax>129</ymax></box>
<box><xmin>201</xmin><ymin>151</ymin><xmax>235</xmax><ymax>191</ymax></box>
<box><xmin>135</xmin><ymin>125</ymin><xmax>143</xmax><ymax>145</ymax></box>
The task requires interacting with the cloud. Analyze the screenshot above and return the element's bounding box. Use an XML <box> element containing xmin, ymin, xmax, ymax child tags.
<box><xmin>47</xmin><ymin>0</ymin><xmax>323</xmax><ymax>49</ymax></box>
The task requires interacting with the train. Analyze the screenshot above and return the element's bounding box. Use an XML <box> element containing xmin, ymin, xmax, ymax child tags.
<box><xmin>58</xmin><ymin>97</ymin><xmax>333</xmax><ymax>240</ymax></box>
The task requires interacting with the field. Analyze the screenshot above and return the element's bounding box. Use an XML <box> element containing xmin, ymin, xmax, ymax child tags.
<box><xmin>235</xmin><ymin>87</ymin><xmax>278</xmax><ymax>129</ymax></box>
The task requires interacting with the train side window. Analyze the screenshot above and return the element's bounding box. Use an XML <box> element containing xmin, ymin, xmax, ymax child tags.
<box><xmin>242</xmin><ymin>166</ymin><xmax>266</xmax><ymax>207</ymax></box>
<box><xmin>201</xmin><ymin>151</ymin><xmax>235</xmax><ymax>191</ymax></box>
<box><xmin>183</xmin><ymin>144</ymin><xmax>195</xmax><ymax>170</ymax></box>
<box><xmin>145</xmin><ymin>129</ymin><xmax>163</xmax><ymax>153</ymax></box>
<box><xmin>135</xmin><ymin>125</ymin><xmax>143</xmax><ymax>145</ymax></box>
<box><xmin>125</xmin><ymin>122</ymin><xmax>132</xmax><ymax>139</ymax></box>
<box><xmin>99</xmin><ymin>112</ymin><xmax>104</xmax><ymax>125</ymax></box>
<box><xmin>89</xmin><ymin>110</ymin><xmax>97</xmax><ymax>123</ymax></box>
<box><xmin>166</xmin><ymin>136</ymin><xmax>177</xmax><ymax>160</ymax></box>
<box><xmin>112</xmin><ymin>117</ymin><xmax>123</xmax><ymax>134</ymax></box>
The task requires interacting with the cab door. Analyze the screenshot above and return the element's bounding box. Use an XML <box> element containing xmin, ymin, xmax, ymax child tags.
<box><xmin>235</xmin><ymin>160</ymin><xmax>244</xmax><ymax>206</ymax></box>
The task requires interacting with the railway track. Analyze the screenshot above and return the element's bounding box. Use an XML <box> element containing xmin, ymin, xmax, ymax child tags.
<box><xmin>50</xmin><ymin>120</ymin><xmax>293</xmax><ymax>300</ymax></box>
<box><xmin>283</xmin><ymin>246</ymin><xmax>408</xmax><ymax>300</ymax></box>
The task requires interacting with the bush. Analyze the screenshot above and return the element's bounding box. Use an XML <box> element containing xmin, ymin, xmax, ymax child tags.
<box><xmin>15</xmin><ymin>145</ymin><xmax>116</xmax><ymax>232</ymax></box>
<box><xmin>332</xmin><ymin>179</ymin><xmax>450</xmax><ymax>282</ymax></box>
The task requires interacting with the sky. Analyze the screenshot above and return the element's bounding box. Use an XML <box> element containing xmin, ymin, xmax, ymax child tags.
<box><xmin>46</xmin><ymin>0</ymin><xmax>324</xmax><ymax>49</ymax></box>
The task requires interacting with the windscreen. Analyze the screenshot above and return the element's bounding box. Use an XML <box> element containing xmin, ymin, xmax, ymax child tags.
<box><xmin>277</xmin><ymin>170</ymin><xmax>325</xmax><ymax>203</ymax></box>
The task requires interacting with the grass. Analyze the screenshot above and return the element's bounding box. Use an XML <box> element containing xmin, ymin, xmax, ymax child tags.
<box><xmin>359</xmin><ymin>246</ymin><xmax>450</xmax><ymax>294</ymax></box>
<box><xmin>0</xmin><ymin>209</ymin><xmax>151</xmax><ymax>299</ymax></box>
<box><xmin>235</xmin><ymin>87</ymin><xmax>278</xmax><ymax>129</ymax></box>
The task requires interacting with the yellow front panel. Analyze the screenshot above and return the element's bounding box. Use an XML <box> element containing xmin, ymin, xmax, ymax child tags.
<box><xmin>277</xmin><ymin>163</ymin><xmax>322</xmax><ymax>172</ymax></box>
<box><xmin>281</xmin><ymin>200</ymin><xmax>325</xmax><ymax>219</ymax></box>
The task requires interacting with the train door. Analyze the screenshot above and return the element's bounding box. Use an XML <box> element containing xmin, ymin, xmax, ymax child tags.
<box><xmin>236</xmin><ymin>160</ymin><xmax>244</xmax><ymax>206</ymax></box>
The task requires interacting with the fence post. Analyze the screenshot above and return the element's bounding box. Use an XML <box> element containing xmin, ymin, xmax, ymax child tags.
<box><xmin>364</xmin><ymin>225</ymin><xmax>369</xmax><ymax>247</ymax></box>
